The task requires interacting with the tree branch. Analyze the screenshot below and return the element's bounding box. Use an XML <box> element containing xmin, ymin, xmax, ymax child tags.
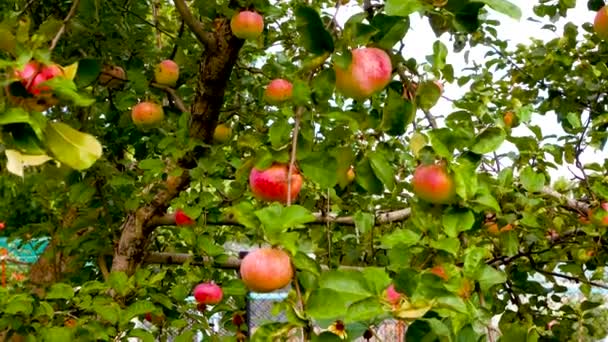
<box><xmin>150</xmin><ymin>82</ymin><xmax>188</xmax><ymax>113</ymax></box>
<box><xmin>535</xmin><ymin>267</ymin><xmax>608</xmax><ymax>290</ymax></box>
<box><xmin>173</xmin><ymin>0</ymin><xmax>215</xmax><ymax>48</ymax></box>
<box><xmin>50</xmin><ymin>0</ymin><xmax>81</xmax><ymax>51</ymax></box>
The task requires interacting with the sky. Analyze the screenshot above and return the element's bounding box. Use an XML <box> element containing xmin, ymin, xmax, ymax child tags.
<box><xmin>334</xmin><ymin>0</ymin><xmax>603</xmax><ymax>182</ymax></box>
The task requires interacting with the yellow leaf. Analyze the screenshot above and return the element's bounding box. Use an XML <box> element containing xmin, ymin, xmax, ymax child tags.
<box><xmin>62</xmin><ymin>62</ymin><xmax>79</xmax><ymax>81</ymax></box>
<box><xmin>5</xmin><ymin>149</ymin><xmax>52</xmax><ymax>177</ymax></box>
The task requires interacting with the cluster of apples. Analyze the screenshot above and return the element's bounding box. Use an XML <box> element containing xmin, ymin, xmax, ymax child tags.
<box><xmin>7</xmin><ymin>60</ymin><xmax>65</xmax><ymax>112</ymax></box>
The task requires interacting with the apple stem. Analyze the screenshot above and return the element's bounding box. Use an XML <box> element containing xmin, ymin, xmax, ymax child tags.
<box><xmin>287</xmin><ymin>107</ymin><xmax>303</xmax><ymax>206</ymax></box>
<box><xmin>50</xmin><ymin>0</ymin><xmax>81</xmax><ymax>51</ymax></box>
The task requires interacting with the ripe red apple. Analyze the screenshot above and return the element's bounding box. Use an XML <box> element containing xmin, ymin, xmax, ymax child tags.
<box><xmin>385</xmin><ymin>284</ymin><xmax>402</xmax><ymax>305</ymax></box>
<box><xmin>230</xmin><ymin>11</ymin><xmax>264</xmax><ymax>40</ymax></box>
<box><xmin>131</xmin><ymin>102</ymin><xmax>164</xmax><ymax>127</ymax></box>
<box><xmin>595</xmin><ymin>7</ymin><xmax>608</xmax><ymax>40</ymax></box>
<box><xmin>264</xmin><ymin>79</ymin><xmax>293</xmax><ymax>104</ymax></box>
<box><xmin>411</xmin><ymin>164</ymin><xmax>455</xmax><ymax>204</ymax></box>
<box><xmin>193</xmin><ymin>282</ymin><xmax>223</xmax><ymax>305</ymax></box>
<box><xmin>334</xmin><ymin>47</ymin><xmax>392</xmax><ymax>100</ymax></box>
<box><xmin>16</xmin><ymin>61</ymin><xmax>40</xmax><ymax>89</ymax></box>
<box><xmin>239</xmin><ymin>248</ymin><xmax>293</xmax><ymax>293</ymax></box>
<box><xmin>346</xmin><ymin>166</ymin><xmax>355</xmax><ymax>183</ymax></box>
<box><xmin>249</xmin><ymin>163</ymin><xmax>303</xmax><ymax>204</ymax></box>
<box><xmin>213</xmin><ymin>123</ymin><xmax>232</xmax><ymax>143</ymax></box>
<box><xmin>99</xmin><ymin>64</ymin><xmax>126</xmax><ymax>89</ymax></box>
<box><xmin>154</xmin><ymin>60</ymin><xmax>179</xmax><ymax>87</ymax></box>
<box><xmin>30</xmin><ymin>64</ymin><xmax>63</xmax><ymax>95</ymax></box>
<box><xmin>175</xmin><ymin>209</ymin><xmax>195</xmax><ymax>226</ymax></box>
<box><xmin>0</xmin><ymin>222</ymin><xmax>5</xmax><ymax>230</ymax></box>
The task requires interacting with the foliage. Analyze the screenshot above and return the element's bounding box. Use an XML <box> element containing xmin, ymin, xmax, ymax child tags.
<box><xmin>1</xmin><ymin>0</ymin><xmax>608</xmax><ymax>341</ymax></box>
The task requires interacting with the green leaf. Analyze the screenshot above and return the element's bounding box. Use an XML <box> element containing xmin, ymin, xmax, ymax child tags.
<box><xmin>354</xmin><ymin>211</ymin><xmax>375</xmax><ymax>234</ymax></box>
<box><xmin>123</xmin><ymin>300</ymin><xmax>156</xmax><ymax>323</ymax></box>
<box><xmin>355</xmin><ymin>157</ymin><xmax>384</xmax><ymax>194</ymax></box>
<box><xmin>361</xmin><ymin>267</ymin><xmax>392</xmax><ymax>295</ymax></box>
<box><xmin>299</xmin><ymin>152</ymin><xmax>338</xmax><ymax>188</ymax></box>
<box><xmin>4</xmin><ymin>294</ymin><xmax>34</xmax><ymax>315</ymax></box>
<box><xmin>75</xmin><ymin>58</ymin><xmax>102</xmax><ymax>86</ymax></box>
<box><xmin>452</xmin><ymin>162</ymin><xmax>478</xmax><ymax>201</ymax></box>
<box><xmin>0</xmin><ymin>107</ymin><xmax>47</xmax><ymax>140</ymax></box>
<box><xmin>46</xmin><ymin>283</ymin><xmax>75</xmax><ymax>300</ymax></box>
<box><xmin>381</xmin><ymin>87</ymin><xmax>415</xmax><ymax>136</ymax></box>
<box><xmin>380</xmin><ymin>229</ymin><xmax>420</xmax><ymax>248</ymax></box>
<box><xmin>385</xmin><ymin>0</ymin><xmax>425</xmax><ymax>17</ymax></box>
<box><xmin>255</xmin><ymin>203</ymin><xmax>316</xmax><ymax>235</ymax></box>
<box><xmin>44</xmin><ymin>122</ymin><xmax>102</xmax><ymax>170</ymax></box>
<box><xmin>45</xmin><ymin>78</ymin><xmax>95</xmax><ymax>106</ymax></box>
<box><xmin>442</xmin><ymin>209</ymin><xmax>475</xmax><ymax>238</ymax></box>
<box><xmin>470</xmin><ymin>127</ymin><xmax>505</xmax><ymax>154</ymax></box>
<box><xmin>294</xmin><ymin>6</ymin><xmax>334</xmax><ymax>55</ymax></box>
<box><xmin>129</xmin><ymin>329</ymin><xmax>156</xmax><ymax>342</ymax></box>
<box><xmin>346</xmin><ymin>297</ymin><xmax>385</xmax><ymax>322</ymax></box>
<box><xmin>251</xmin><ymin>323</ymin><xmax>295</xmax><ymax>342</ymax></box>
<box><xmin>520</xmin><ymin>166</ymin><xmax>546</xmax><ymax>193</ymax></box>
<box><xmin>93</xmin><ymin>303</ymin><xmax>120</xmax><ymax>324</ymax></box>
<box><xmin>463</xmin><ymin>247</ymin><xmax>488</xmax><ymax>279</ymax></box>
<box><xmin>319</xmin><ymin>270</ymin><xmax>373</xmax><ymax>299</ymax></box>
<box><xmin>108</xmin><ymin>272</ymin><xmax>130</xmax><ymax>297</ymax></box>
<box><xmin>225</xmin><ymin>202</ymin><xmax>260</xmax><ymax>229</ymax></box>
<box><xmin>416</xmin><ymin>81</ymin><xmax>442</xmax><ymax>111</ymax></box>
<box><xmin>293</xmin><ymin>252</ymin><xmax>321</xmax><ymax>276</ymax></box>
<box><xmin>42</xmin><ymin>327</ymin><xmax>74</xmax><ymax>342</ymax></box>
<box><xmin>368</xmin><ymin>151</ymin><xmax>395</xmax><ymax>191</ymax></box>
<box><xmin>477</xmin><ymin>265</ymin><xmax>507</xmax><ymax>291</ymax></box>
<box><xmin>430</xmin><ymin>237</ymin><xmax>460</xmax><ymax>256</ymax></box>
<box><xmin>269</xmin><ymin>117</ymin><xmax>291</xmax><ymax>149</ymax></box>
<box><xmin>307</xmin><ymin>288</ymin><xmax>353</xmax><ymax>320</ymax></box>
<box><xmin>313</xmin><ymin>332</ymin><xmax>344</xmax><ymax>342</ymax></box>
<box><xmin>293</xmin><ymin>79</ymin><xmax>311</xmax><ymax>107</ymax></box>
<box><xmin>474</xmin><ymin>0</ymin><xmax>522</xmax><ymax>19</ymax></box>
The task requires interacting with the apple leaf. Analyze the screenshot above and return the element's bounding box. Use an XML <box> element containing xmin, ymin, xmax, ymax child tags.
<box><xmin>368</xmin><ymin>151</ymin><xmax>395</xmax><ymax>191</ymax></box>
<box><xmin>319</xmin><ymin>270</ymin><xmax>373</xmax><ymax>299</ymax></box>
<box><xmin>0</xmin><ymin>107</ymin><xmax>47</xmax><ymax>140</ymax></box>
<box><xmin>294</xmin><ymin>5</ymin><xmax>334</xmax><ymax>55</ymax></box>
<box><xmin>442</xmin><ymin>208</ymin><xmax>475</xmax><ymax>238</ymax></box>
<box><xmin>354</xmin><ymin>211</ymin><xmax>374</xmax><ymax>234</ymax></box>
<box><xmin>45</xmin><ymin>78</ymin><xmax>95</xmax><ymax>106</ymax></box>
<box><xmin>385</xmin><ymin>0</ymin><xmax>425</xmax><ymax>17</ymax></box>
<box><xmin>380</xmin><ymin>229</ymin><xmax>420</xmax><ymax>249</ymax></box>
<box><xmin>477</xmin><ymin>265</ymin><xmax>507</xmax><ymax>291</ymax></box>
<box><xmin>430</xmin><ymin>237</ymin><xmax>460</xmax><ymax>256</ymax></box>
<box><xmin>293</xmin><ymin>252</ymin><xmax>321</xmax><ymax>276</ymax></box>
<box><xmin>299</xmin><ymin>152</ymin><xmax>338</xmax><ymax>188</ymax></box>
<box><xmin>5</xmin><ymin>149</ymin><xmax>52</xmax><ymax>177</ymax></box>
<box><xmin>346</xmin><ymin>297</ymin><xmax>385</xmax><ymax>322</ymax></box>
<box><xmin>75</xmin><ymin>58</ymin><xmax>102</xmax><ymax>87</ymax></box>
<box><xmin>381</xmin><ymin>88</ymin><xmax>415</xmax><ymax>136</ymax></box>
<box><xmin>474</xmin><ymin>0</ymin><xmax>522</xmax><ymax>20</ymax></box>
<box><xmin>520</xmin><ymin>166</ymin><xmax>546</xmax><ymax>193</ymax></box>
<box><xmin>470</xmin><ymin>127</ymin><xmax>505</xmax><ymax>154</ymax></box>
<box><xmin>463</xmin><ymin>247</ymin><xmax>488</xmax><ymax>279</ymax></box>
<box><xmin>355</xmin><ymin>157</ymin><xmax>384</xmax><ymax>194</ymax></box>
<box><xmin>361</xmin><ymin>267</ymin><xmax>392</xmax><ymax>295</ymax></box>
<box><xmin>44</xmin><ymin>122</ymin><xmax>103</xmax><ymax>170</ymax></box>
<box><xmin>416</xmin><ymin>81</ymin><xmax>441</xmax><ymax>111</ymax></box>
<box><xmin>46</xmin><ymin>283</ymin><xmax>75</xmax><ymax>300</ymax></box>
<box><xmin>371</xmin><ymin>14</ymin><xmax>410</xmax><ymax>51</ymax></box>
<box><xmin>254</xmin><ymin>204</ymin><xmax>316</xmax><ymax>235</ymax></box>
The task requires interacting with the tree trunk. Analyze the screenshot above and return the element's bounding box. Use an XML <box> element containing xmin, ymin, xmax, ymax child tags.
<box><xmin>110</xmin><ymin>18</ymin><xmax>243</xmax><ymax>276</ymax></box>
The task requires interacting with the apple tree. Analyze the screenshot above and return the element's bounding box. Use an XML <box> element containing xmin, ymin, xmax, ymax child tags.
<box><xmin>1</xmin><ymin>0</ymin><xmax>608</xmax><ymax>341</ymax></box>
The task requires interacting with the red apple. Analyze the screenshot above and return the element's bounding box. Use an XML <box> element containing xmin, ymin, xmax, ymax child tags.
<box><xmin>334</xmin><ymin>47</ymin><xmax>392</xmax><ymax>100</ymax></box>
<box><xmin>175</xmin><ymin>209</ymin><xmax>195</xmax><ymax>226</ymax></box>
<box><xmin>249</xmin><ymin>163</ymin><xmax>303</xmax><ymax>204</ymax></box>
<box><xmin>595</xmin><ymin>7</ymin><xmax>608</xmax><ymax>40</ymax></box>
<box><xmin>264</xmin><ymin>79</ymin><xmax>293</xmax><ymax>104</ymax></box>
<box><xmin>30</xmin><ymin>64</ymin><xmax>63</xmax><ymax>95</ymax></box>
<box><xmin>0</xmin><ymin>222</ymin><xmax>5</xmax><ymax>230</ymax></box>
<box><xmin>99</xmin><ymin>64</ymin><xmax>126</xmax><ymax>89</ymax></box>
<box><xmin>131</xmin><ymin>102</ymin><xmax>164</xmax><ymax>127</ymax></box>
<box><xmin>386</xmin><ymin>284</ymin><xmax>402</xmax><ymax>305</ymax></box>
<box><xmin>240</xmin><ymin>248</ymin><xmax>293</xmax><ymax>293</ymax></box>
<box><xmin>411</xmin><ymin>164</ymin><xmax>455</xmax><ymax>204</ymax></box>
<box><xmin>230</xmin><ymin>11</ymin><xmax>264</xmax><ymax>40</ymax></box>
<box><xmin>16</xmin><ymin>61</ymin><xmax>40</xmax><ymax>89</ymax></box>
<box><xmin>154</xmin><ymin>60</ymin><xmax>179</xmax><ymax>87</ymax></box>
<box><xmin>193</xmin><ymin>282</ymin><xmax>223</xmax><ymax>305</ymax></box>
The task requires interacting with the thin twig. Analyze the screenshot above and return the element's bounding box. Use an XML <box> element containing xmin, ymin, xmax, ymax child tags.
<box><xmin>152</xmin><ymin>0</ymin><xmax>162</xmax><ymax>49</ymax></box>
<box><xmin>535</xmin><ymin>267</ymin><xmax>608</xmax><ymax>289</ymax></box>
<box><xmin>287</xmin><ymin>107</ymin><xmax>304</xmax><ymax>206</ymax></box>
<box><xmin>50</xmin><ymin>0</ymin><xmax>81</xmax><ymax>51</ymax></box>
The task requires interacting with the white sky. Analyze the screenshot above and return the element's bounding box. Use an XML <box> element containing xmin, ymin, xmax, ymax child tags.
<box><xmin>334</xmin><ymin>1</ymin><xmax>604</xmax><ymax>182</ymax></box>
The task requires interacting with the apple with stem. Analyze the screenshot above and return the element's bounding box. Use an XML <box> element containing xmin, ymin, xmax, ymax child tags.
<box><xmin>249</xmin><ymin>163</ymin><xmax>303</xmax><ymax>204</ymax></box>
